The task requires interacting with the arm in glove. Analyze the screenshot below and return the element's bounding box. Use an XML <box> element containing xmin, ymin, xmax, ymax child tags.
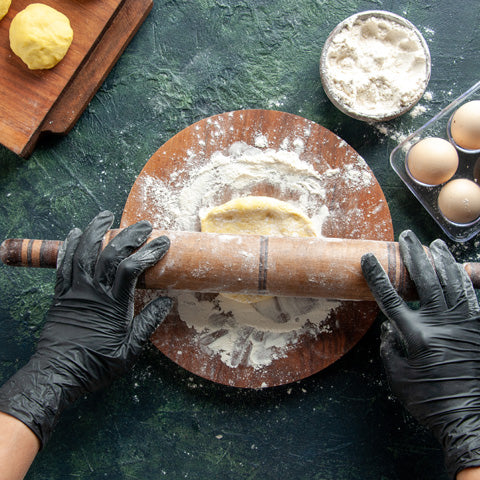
<box><xmin>0</xmin><ymin>211</ymin><xmax>172</xmax><ymax>448</ymax></box>
<box><xmin>361</xmin><ymin>230</ymin><xmax>480</xmax><ymax>479</ymax></box>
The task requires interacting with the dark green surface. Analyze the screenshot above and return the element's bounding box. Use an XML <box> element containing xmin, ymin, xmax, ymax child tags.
<box><xmin>0</xmin><ymin>1</ymin><xmax>479</xmax><ymax>478</ymax></box>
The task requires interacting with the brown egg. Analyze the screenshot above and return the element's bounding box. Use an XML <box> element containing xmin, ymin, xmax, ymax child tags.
<box><xmin>438</xmin><ymin>178</ymin><xmax>480</xmax><ymax>224</ymax></box>
<box><xmin>450</xmin><ymin>100</ymin><xmax>480</xmax><ymax>151</ymax></box>
<box><xmin>407</xmin><ymin>137</ymin><xmax>459</xmax><ymax>185</ymax></box>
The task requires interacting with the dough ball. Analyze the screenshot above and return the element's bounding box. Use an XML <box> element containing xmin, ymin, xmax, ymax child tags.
<box><xmin>201</xmin><ymin>196</ymin><xmax>317</xmax><ymax>303</ymax></box>
<box><xmin>0</xmin><ymin>0</ymin><xmax>11</xmax><ymax>21</ymax></box>
<box><xmin>9</xmin><ymin>3</ymin><xmax>73</xmax><ymax>70</ymax></box>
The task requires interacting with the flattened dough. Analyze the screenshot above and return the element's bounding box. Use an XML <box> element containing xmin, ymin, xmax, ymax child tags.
<box><xmin>201</xmin><ymin>196</ymin><xmax>317</xmax><ymax>303</ymax></box>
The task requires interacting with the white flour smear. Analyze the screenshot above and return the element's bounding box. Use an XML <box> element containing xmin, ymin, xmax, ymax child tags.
<box><xmin>175</xmin><ymin>293</ymin><xmax>341</xmax><ymax>369</ymax></box>
<box><xmin>137</xmin><ymin>141</ymin><xmax>376</xmax><ymax>369</ymax></box>
<box><xmin>141</xmin><ymin>142</ymin><xmax>331</xmax><ymax>233</ymax></box>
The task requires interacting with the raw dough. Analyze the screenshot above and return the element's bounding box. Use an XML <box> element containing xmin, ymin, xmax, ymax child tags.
<box><xmin>9</xmin><ymin>3</ymin><xmax>73</xmax><ymax>70</ymax></box>
<box><xmin>0</xmin><ymin>0</ymin><xmax>11</xmax><ymax>21</ymax></box>
<box><xmin>200</xmin><ymin>196</ymin><xmax>317</xmax><ymax>303</ymax></box>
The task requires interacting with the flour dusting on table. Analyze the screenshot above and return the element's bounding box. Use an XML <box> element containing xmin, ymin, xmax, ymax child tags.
<box><xmin>136</xmin><ymin>140</ymin><xmax>377</xmax><ymax>370</ymax></box>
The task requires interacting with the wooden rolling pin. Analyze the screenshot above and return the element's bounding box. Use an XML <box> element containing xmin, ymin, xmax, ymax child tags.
<box><xmin>1</xmin><ymin>230</ymin><xmax>480</xmax><ymax>301</ymax></box>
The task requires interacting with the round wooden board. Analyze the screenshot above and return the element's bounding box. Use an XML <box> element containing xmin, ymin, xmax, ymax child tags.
<box><xmin>121</xmin><ymin>109</ymin><xmax>393</xmax><ymax>388</ymax></box>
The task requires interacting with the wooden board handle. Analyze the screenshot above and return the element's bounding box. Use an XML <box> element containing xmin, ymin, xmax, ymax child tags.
<box><xmin>1</xmin><ymin>230</ymin><xmax>479</xmax><ymax>301</ymax></box>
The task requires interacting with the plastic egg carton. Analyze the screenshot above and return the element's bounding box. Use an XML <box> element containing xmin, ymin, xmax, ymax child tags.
<box><xmin>390</xmin><ymin>80</ymin><xmax>480</xmax><ymax>242</ymax></box>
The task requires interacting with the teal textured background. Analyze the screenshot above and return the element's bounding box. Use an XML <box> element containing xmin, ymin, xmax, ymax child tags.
<box><xmin>0</xmin><ymin>1</ymin><xmax>479</xmax><ymax>478</ymax></box>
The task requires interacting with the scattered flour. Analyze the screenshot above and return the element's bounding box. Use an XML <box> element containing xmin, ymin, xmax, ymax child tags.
<box><xmin>373</xmin><ymin>90</ymin><xmax>434</xmax><ymax>146</ymax></box>
<box><xmin>409</xmin><ymin>104</ymin><xmax>427</xmax><ymax>118</ymax></box>
<box><xmin>176</xmin><ymin>293</ymin><xmax>341</xmax><ymax>368</ymax></box>
<box><xmin>374</xmin><ymin>123</ymin><xmax>411</xmax><ymax>145</ymax></box>
<box><xmin>254</xmin><ymin>134</ymin><xmax>268</xmax><ymax>148</ymax></box>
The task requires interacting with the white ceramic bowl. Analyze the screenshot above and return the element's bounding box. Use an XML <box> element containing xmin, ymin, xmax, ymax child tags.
<box><xmin>320</xmin><ymin>10</ymin><xmax>431</xmax><ymax>122</ymax></box>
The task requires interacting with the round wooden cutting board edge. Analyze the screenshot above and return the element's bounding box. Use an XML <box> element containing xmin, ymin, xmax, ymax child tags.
<box><xmin>121</xmin><ymin>109</ymin><xmax>393</xmax><ymax>389</ymax></box>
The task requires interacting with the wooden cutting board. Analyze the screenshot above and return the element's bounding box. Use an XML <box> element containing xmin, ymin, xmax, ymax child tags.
<box><xmin>121</xmin><ymin>109</ymin><xmax>394</xmax><ymax>388</ymax></box>
<box><xmin>0</xmin><ymin>0</ymin><xmax>152</xmax><ymax>157</ymax></box>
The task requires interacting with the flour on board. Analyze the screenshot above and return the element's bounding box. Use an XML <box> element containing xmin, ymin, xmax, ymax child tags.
<box><xmin>136</xmin><ymin>141</ymin><xmax>378</xmax><ymax>369</ymax></box>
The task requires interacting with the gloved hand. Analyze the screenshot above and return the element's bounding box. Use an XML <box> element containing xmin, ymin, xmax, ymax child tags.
<box><xmin>361</xmin><ymin>230</ymin><xmax>480</xmax><ymax>478</ymax></box>
<box><xmin>0</xmin><ymin>211</ymin><xmax>172</xmax><ymax>447</ymax></box>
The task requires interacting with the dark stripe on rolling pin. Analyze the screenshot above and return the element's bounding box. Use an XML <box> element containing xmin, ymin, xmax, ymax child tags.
<box><xmin>258</xmin><ymin>236</ymin><xmax>268</xmax><ymax>293</ymax></box>
<box><xmin>39</xmin><ymin>240</ymin><xmax>51</xmax><ymax>268</ymax></box>
<box><xmin>137</xmin><ymin>276</ymin><xmax>146</xmax><ymax>289</ymax></box>
<box><xmin>27</xmin><ymin>240</ymin><xmax>34</xmax><ymax>267</ymax></box>
<box><xmin>387</xmin><ymin>242</ymin><xmax>405</xmax><ymax>290</ymax></box>
<box><xmin>387</xmin><ymin>241</ymin><xmax>397</xmax><ymax>287</ymax></box>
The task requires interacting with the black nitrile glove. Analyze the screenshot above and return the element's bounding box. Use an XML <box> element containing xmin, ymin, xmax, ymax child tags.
<box><xmin>361</xmin><ymin>230</ymin><xmax>480</xmax><ymax>479</ymax></box>
<box><xmin>0</xmin><ymin>211</ymin><xmax>172</xmax><ymax>447</ymax></box>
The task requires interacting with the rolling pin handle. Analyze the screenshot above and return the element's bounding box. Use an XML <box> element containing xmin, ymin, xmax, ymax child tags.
<box><xmin>0</xmin><ymin>231</ymin><xmax>120</xmax><ymax>269</ymax></box>
<box><xmin>0</xmin><ymin>238</ymin><xmax>62</xmax><ymax>268</ymax></box>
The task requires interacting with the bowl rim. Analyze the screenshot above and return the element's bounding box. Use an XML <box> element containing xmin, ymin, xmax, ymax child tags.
<box><xmin>320</xmin><ymin>10</ymin><xmax>432</xmax><ymax>122</ymax></box>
